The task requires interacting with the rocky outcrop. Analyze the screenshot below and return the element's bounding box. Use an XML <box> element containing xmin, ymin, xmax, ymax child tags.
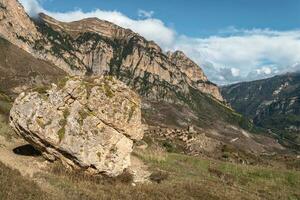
<box><xmin>9</xmin><ymin>76</ymin><xmax>143</xmax><ymax>176</ymax></box>
<box><xmin>147</xmin><ymin>126</ymin><xmax>221</xmax><ymax>154</ymax></box>
<box><xmin>167</xmin><ymin>51</ymin><xmax>223</xmax><ymax>101</ymax></box>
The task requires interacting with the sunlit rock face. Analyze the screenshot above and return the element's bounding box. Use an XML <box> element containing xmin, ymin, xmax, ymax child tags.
<box><xmin>10</xmin><ymin>76</ymin><xmax>143</xmax><ymax>177</ymax></box>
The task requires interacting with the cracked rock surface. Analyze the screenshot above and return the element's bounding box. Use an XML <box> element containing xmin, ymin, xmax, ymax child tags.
<box><xmin>9</xmin><ymin>76</ymin><xmax>143</xmax><ymax>177</ymax></box>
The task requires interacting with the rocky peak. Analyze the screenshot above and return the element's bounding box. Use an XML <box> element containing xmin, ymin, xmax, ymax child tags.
<box><xmin>38</xmin><ymin>13</ymin><xmax>132</xmax><ymax>39</ymax></box>
<box><xmin>168</xmin><ymin>50</ymin><xmax>208</xmax><ymax>82</ymax></box>
<box><xmin>38</xmin><ymin>13</ymin><xmax>163</xmax><ymax>52</ymax></box>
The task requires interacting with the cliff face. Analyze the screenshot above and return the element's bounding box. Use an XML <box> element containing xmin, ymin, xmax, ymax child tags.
<box><xmin>35</xmin><ymin>14</ymin><xmax>223</xmax><ymax>101</ymax></box>
<box><xmin>0</xmin><ymin>0</ymin><xmax>40</xmax><ymax>51</ymax></box>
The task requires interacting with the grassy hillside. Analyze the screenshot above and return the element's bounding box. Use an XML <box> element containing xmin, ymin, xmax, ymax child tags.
<box><xmin>0</xmin><ymin>37</ymin><xmax>65</xmax><ymax>97</ymax></box>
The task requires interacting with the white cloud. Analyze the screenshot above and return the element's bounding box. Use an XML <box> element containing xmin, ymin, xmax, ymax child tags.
<box><xmin>173</xmin><ymin>31</ymin><xmax>300</xmax><ymax>84</ymax></box>
<box><xmin>19</xmin><ymin>0</ymin><xmax>176</xmax><ymax>48</ymax></box>
<box><xmin>231</xmin><ymin>68</ymin><xmax>240</xmax><ymax>77</ymax></box>
<box><xmin>19</xmin><ymin>0</ymin><xmax>45</xmax><ymax>16</ymax></box>
<box><xmin>138</xmin><ymin>9</ymin><xmax>154</xmax><ymax>18</ymax></box>
<box><xmin>256</xmin><ymin>67</ymin><xmax>272</xmax><ymax>75</ymax></box>
<box><xmin>19</xmin><ymin>0</ymin><xmax>300</xmax><ymax>85</ymax></box>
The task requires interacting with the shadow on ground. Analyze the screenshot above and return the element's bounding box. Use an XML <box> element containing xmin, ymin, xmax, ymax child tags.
<box><xmin>13</xmin><ymin>144</ymin><xmax>41</xmax><ymax>157</ymax></box>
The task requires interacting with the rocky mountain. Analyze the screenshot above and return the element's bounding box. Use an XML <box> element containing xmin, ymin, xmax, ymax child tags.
<box><xmin>222</xmin><ymin>72</ymin><xmax>300</xmax><ymax>147</ymax></box>
<box><xmin>0</xmin><ymin>1</ymin><xmax>299</xmax><ymax>199</ymax></box>
<box><xmin>0</xmin><ymin>0</ymin><xmax>222</xmax><ymax>101</ymax></box>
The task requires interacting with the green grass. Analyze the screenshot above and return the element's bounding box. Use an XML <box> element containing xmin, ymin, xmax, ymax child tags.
<box><xmin>0</xmin><ymin>143</ymin><xmax>299</xmax><ymax>200</ymax></box>
<box><xmin>134</xmin><ymin>148</ymin><xmax>300</xmax><ymax>200</ymax></box>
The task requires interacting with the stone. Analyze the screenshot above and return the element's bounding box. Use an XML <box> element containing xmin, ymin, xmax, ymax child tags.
<box><xmin>9</xmin><ymin>76</ymin><xmax>143</xmax><ymax>177</ymax></box>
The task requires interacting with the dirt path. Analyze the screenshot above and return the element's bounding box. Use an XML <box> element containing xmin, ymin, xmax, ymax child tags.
<box><xmin>129</xmin><ymin>155</ymin><xmax>151</xmax><ymax>183</ymax></box>
<box><xmin>0</xmin><ymin>136</ymin><xmax>49</xmax><ymax>176</ymax></box>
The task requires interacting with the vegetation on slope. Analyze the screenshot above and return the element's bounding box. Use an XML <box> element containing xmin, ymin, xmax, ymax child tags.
<box><xmin>221</xmin><ymin>73</ymin><xmax>300</xmax><ymax>148</ymax></box>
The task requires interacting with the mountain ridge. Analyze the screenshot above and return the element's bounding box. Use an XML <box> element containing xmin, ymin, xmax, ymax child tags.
<box><xmin>222</xmin><ymin>72</ymin><xmax>300</xmax><ymax>148</ymax></box>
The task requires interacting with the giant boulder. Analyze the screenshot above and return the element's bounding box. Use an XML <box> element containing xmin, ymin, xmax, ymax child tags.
<box><xmin>9</xmin><ymin>76</ymin><xmax>143</xmax><ymax>176</ymax></box>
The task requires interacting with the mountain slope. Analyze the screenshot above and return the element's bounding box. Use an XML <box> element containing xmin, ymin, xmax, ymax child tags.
<box><xmin>222</xmin><ymin>73</ymin><xmax>300</xmax><ymax>147</ymax></box>
<box><xmin>0</xmin><ymin>36</ymin><xmax>66</xmax><ymax>96</ymax></box>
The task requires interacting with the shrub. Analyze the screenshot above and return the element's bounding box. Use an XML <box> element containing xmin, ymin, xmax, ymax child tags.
<box><xmin>150</xmin><ymin>170</ymin><xmax>169</xmax><ymax>183</ymax></box>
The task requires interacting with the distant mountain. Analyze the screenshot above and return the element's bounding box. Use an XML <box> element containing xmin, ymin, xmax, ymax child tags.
<box><xmin>222</xmin><ymin>73</ymin><xmax>300</xmax><ymax>147</ymax></box>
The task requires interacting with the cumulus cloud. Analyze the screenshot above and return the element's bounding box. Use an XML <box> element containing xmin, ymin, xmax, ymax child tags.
<box><xmin>138</xmin><ymin>9</ymin><xmax>154</xmax><ymax>18</ymax></box>
<box><xmin>256</xmin><ymin>67</ymin><xmax>272</xmax><ymax>75</ymax></box>
<box><xmin>231</xmin><ymin>68</ymin><xmax>240</xmax><ymax>77</ymax></box>
<box><xmin>173</xmin><ymin>30</ymin><xmax>300</xmax><ymax>84</ymax></box>
<box><xmin>19</xmin><ymin>0</ymin><xmax>300</xmax><ymax>85</ymax></box>
<box><xmin>19</xmin><ymin>0</ymin><xmax>176</xmax><ymax>48</ymax></box>
<box><xmin>19</xmin><ymin>0</ymin><xmax>45</xmax><ymax>16</ymax></box>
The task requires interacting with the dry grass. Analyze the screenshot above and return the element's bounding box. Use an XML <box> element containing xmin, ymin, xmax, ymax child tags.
<box><xmin>18</xmin><ymin>147</ymin><xmax>295</xmax><ymax>200</ymax></box>
<box><xmin>0</xmin><ymin>161</ymin><xmax>50</xmax><ymax>200</ymax></box>
<box><xmin>0</xmin><ymin>92</ymin><xmax>12</xmax><ymax>116</ymax></box>
<box><xmin>0</xmin><ymin>144</ymin><xmax>299</xmax><ymax>200</ymax></box>
<box><xmin>36</xmin><ymin>166</ymin><xmax>220</xmax><ymax>200</ymax></box>
<box><xmin>0</xmin><ymin>115</ymin><xmax>16</xmax><ymax>141</ymax></box>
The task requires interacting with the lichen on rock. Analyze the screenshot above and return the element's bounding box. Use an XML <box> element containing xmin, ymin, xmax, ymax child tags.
<box><xmin>9</xmin><ymin>76</ymin><xmax>144</xmax><ymax>177</ymax></box>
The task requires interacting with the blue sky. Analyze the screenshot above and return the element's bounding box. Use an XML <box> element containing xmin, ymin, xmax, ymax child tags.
<box><xmin>20</xmin><ymin>0</ymin><xmax>300</xmax><ymax>85</ymax></box>
<box><xmin>40</xmin><ymin>0</ymin><xmax>300</xmax><ymax>37</ymax></box>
